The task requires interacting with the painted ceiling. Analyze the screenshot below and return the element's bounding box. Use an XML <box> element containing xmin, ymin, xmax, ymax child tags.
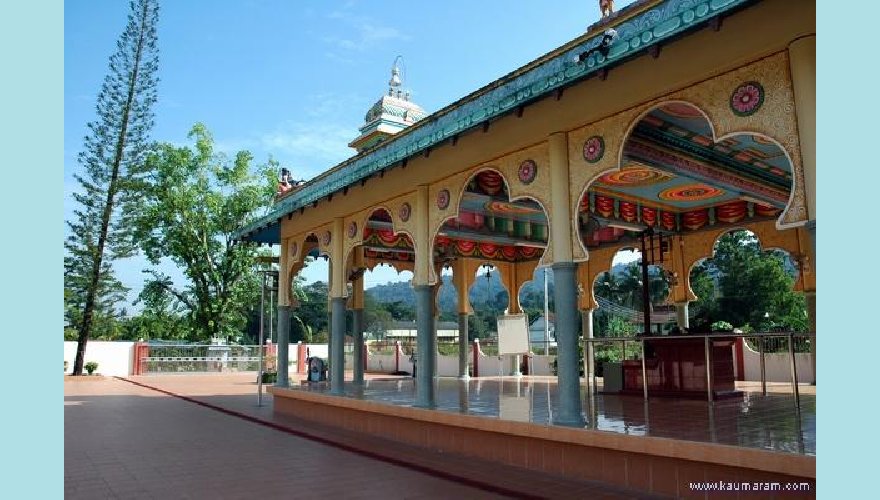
<box><xmin>359</xmin><ymin>105</ymin><xmax>793</xmax><ymax>261</ymax></box>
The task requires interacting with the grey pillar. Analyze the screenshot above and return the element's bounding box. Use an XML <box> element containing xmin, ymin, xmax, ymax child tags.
<box><xmin>807</xmin><ymin>291</ymin><xmax>816</xmax><ymax>385</ymax></box>
<box><xmin>352</xmin><ymin>308</ymin><xmax>365</xmax><ymax>385</ymax></box>
<box><xmin>805</xmin><ymin>220</ymin><xmax>816</xmax><ymax>385</ymax></box>
<box><xmin>805</xmin><ymin>220</ymin><xmax>816</xmax><ymax>257</ymax></box>
<box><xmin>458</xmin><ymin>313</ymin><xmax>469</xmax><ymax>378</ymax></box>
<box><xmin>330</xmin><ymin>297</ymin><xmax>346</xmax><ymax>395</ymax></box>
<box><xmin>582</xmin><ymin>309</ymin><xmax>594</xmax><ymax>380</ymax></box>
<box><xmin>276</xmin><ymin>305</ymin><xmax>290</xmax><ymax>387</ymax></box>
<box><xmin>552</xmin><ymin>262</ymin><xmax>585</xmax><ymax>427</ymax></box>
<box><xmin>675</xmin><ymin>301</ymin><xmax>690</xmax><ymax>330</ymax></box>
<box><xmin>434</xmin><ymin>313</ymin><xmax>440</xmax><ymax>377</ymax></box>
<box><xmin>414</xmin><ymin>285</ymin><xmax>437</xmax><ymax>408</ymax></box>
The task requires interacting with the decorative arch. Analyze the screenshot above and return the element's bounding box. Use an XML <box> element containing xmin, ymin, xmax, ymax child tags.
<box><xmin>429</xmin><ymin>166</ymin><xmax>553</xmax><ymax>282</ymax></box>
<box><xmin>569</xmin><ymin>51</ymin><xmax>808</xmax><ymax>262</ymax></box>
<box><xmin>683</xmin><ymin>222</ymin><xmax>809</xmax><ymax>298</ymax></box>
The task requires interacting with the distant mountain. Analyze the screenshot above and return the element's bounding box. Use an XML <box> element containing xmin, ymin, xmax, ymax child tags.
<box><xmin>366</xmin><ymin>269</ymin><xmax>555</xmax><ymax>311</ymax></box>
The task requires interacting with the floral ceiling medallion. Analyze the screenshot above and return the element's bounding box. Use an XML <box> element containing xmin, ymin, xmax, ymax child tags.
<box><xmin>399</xmin><ymin>202</ymin><xmax>412</xmax><ymax>222</ymax></box>
<box><xmin>730</xmin><ymin>81</ymin><xmax>764</xmax><ymax>117</ymax></box>
<box><xmin>437</xmin><ymin>189</ymin><xmax>450</xmax><ymax>210</ymax></box>
<box><xmin>583</xmin><ymin>136</ymin><xmax>605</xmax><ymax>163</ymax></box>
<box><xmin>518</xmin><ymin>160</ymin><xmax>537</xmax><ymax>184</ymax></box>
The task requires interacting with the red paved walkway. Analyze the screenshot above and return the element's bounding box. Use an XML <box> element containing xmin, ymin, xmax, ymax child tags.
<box><xmin>65</xmin><ymin>374</ymin><xmax>658</xmax><ymax>499</ymax></box>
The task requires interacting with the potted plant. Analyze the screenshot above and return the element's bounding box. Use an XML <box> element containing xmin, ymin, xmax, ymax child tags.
<box><xmin>84</xmin><ymin>361</ymin><xmax>99</xmax><ymax>375</ymax></box>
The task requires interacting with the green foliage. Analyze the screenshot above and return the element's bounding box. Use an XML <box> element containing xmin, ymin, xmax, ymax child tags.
<box><xmin>710</xmin><ymin>320</ymin><xmax>733</xmax><ymax>332</ymax></box>
<box><xmin>135</xmin><ymin>124</ymin><xmax>274</xmax><ymax>341</ymax></box>
<box><xmin>293</xmin><ymin>280</ymin><xmax>329</xmax><ymax>341</ymax></box>
<box><xmin>84</xmin><ymin>361</ymin><xmax>99</xmax><ymax>375</ymax></box>
<box><xmin>260</xmin><ymin>371</ymin><xmax>277</xmax><ymax>383</ymax></box>
<box><xmin>65</xmin><ymin>0</ymin><xmax>160</xmax><ymax>375</ymax></box>
<box><xmin>689</xmin><ymin>231</ymin><xmax>808</xmax><ymax>333</ymax></box>
<box><xmin>437</xmin><ymin>343</ymin><xmax>460</xmax><ymax>356</ymax></box>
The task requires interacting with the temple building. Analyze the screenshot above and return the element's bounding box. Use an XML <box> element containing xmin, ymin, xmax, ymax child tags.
<box><xmin>235</xmin><ymin>0</ymin><xmax>815</xmax><ymax>494</ymax></box>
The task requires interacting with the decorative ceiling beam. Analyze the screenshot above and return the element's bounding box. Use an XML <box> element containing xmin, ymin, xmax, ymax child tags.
<box><xmin>625</xmin><ymin>138</ymin><xmax>789</xmax><ymax>207</ymax></box>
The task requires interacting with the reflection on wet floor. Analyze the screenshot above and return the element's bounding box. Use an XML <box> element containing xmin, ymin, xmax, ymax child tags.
<box><xmin>297</xmin><ymin>377</ymin><xmax>815</xmax><ymax>456</ymax></box>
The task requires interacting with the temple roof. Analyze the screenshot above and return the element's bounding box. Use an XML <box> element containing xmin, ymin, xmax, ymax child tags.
<box><xmin>236</xmin><ymin>0</ymin><xmax>754</xmax><ymax>244</ymax></box>
<box><xmin>349</xmin><ymin>60</ymin><xmax>427</xmax><ymax>152</ymax></box>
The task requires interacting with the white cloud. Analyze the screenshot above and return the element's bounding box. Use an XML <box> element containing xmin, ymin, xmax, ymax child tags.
<box><xmin>259</xmin><ymin>122</ymin><xmax>354</xmax><ymax>175</ymax></box>
<box><xmin>322</xmin><ymin>8</ymin><xmax>410</xmax><ymax>56</ymax></box>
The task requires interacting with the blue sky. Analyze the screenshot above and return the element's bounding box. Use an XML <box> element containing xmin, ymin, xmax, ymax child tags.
<box><xmin>64</xmin><ymin>0</ymin><xmax>636</xmax><ymax>311</ymax></box>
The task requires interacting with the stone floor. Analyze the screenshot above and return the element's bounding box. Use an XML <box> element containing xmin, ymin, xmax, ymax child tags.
<box><xmin>65</xmin><ymin>374</ymin><xmax>660</xmax><ymax>499</ymax></box>
<box><xmin>299</xmin><ymin>376</ymin><xmax>816</xmax><ymax>456</ymax></box>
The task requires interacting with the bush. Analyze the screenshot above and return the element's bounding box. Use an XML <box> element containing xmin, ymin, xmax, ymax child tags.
<box><xmin>260</xmin><ymin>371</ymin><xmax>277</xmax><ymax>383</ymax></box>
<box><xmin>710</xmin><ymin>321</ymin><xmax>734</xmax><ymax>332</ymax></box>
<box><xmin>84</xmin><ymin>361</ymin><xmax>99</xmax><ymax>375</ymax></box>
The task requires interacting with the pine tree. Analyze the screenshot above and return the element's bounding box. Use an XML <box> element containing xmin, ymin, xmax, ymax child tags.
<box><xmin>65</xmin><ymin>0</ymin><xmax>159</xmax><ymax>375</ymax></box>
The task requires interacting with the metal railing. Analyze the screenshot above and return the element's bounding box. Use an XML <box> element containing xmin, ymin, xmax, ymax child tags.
<box><xmin>583</xmin><ymin>332</ymin><xmax>814</xmax><ymax>408</ymax></box>
<box><xmin>139</xmin><ymin>344</ymin><xmax>270</xmax><ymax>374</ymax></box>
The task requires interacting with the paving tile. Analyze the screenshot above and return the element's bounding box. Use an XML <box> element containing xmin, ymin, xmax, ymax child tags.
<box><xmin>69</xmin><ymin>376</ymin><xmax>656</xmax><ymax>500</ymax></box>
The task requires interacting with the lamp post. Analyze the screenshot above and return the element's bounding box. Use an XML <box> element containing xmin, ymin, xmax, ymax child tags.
<box><xmin>257</xmin><ymin>269</ymin><xmax>278</xmax><ymax>407</ymax></box>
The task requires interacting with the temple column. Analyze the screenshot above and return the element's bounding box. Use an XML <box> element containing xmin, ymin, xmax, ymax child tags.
<box><xmin>351</xmin><ymin>254</ymin><xmax>365</xmax><ymax>384</ymax></box>
<box><xmin>674</xmin><ymin>301</ymin><xmax>690</xmax><ymax>330</ymax></box>
<box><xmin>276</xmin><ymin>238</ymin><xmax>291</xmax><ymax>387</ymax></box>
<box><xmin>582</xmin><ymin>308</ymin><xmax>594</xmax><ymax>379</ymax></box>
<box><xmin>453</xmin><ymin>259</ymin><xmax>472</xmax><ymax>379</ymax></box>
<box><xmin>788</xmin><ymin>35</ymin><xmax>816</xmax><ymax>224</ymax></box>
<box><xmin>549</xmin><ymin>131</ymin><xmax>584</xmax><ymax>427</ymax></box>
<box><xmin>806</xmin><ymin>290</ymin><xmax>816</xmax><ymax>384</ymax></box>
<box><xmin>413</xmin><ymin>185</ymin><xmax>436</xmax><ymax>407</ymax></box>
<box><xmin>329</xmin><ymin>218</ymin><xmax>347</xmax><ymax>395</ymax></box>
<box><xmin>433</xmin><ymin>280</ymin><xmax>442</xmax><ymax>377</ymax></box>
<box><xmin>790</xmin><ymin>36</ymin><xmax>816</xmax><ymax>385</ymax></box>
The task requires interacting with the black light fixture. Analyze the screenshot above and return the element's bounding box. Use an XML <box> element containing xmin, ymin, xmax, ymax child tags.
<box><xmin>576</xmin><ymin>28</ymin><xmax>619</xmax><ymax>63</ymax></box>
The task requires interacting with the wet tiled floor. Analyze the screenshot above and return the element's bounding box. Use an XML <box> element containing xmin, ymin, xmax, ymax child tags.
<box><xmin>299</xmin><ymin>377</ymin><xmax>815</xmax><ymax>456</ymax></box>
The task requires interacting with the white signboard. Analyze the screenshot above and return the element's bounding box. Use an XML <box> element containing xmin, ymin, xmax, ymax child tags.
<box><xmin>497</xmin><ymin>314</ymin><xmax>530</xmax><ymax>355</ymax></box>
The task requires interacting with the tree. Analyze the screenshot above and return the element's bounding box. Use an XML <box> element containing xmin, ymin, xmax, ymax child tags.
<box><xmin>689</xmin><ymin>231</ymin><xmax>807</xmax><ymax>332</ymax></box>
<box><xmin>66</xmin><ymin>0</ymin><xmax>160</xmax><ymax>375</ymax></box>
<box><xmin>135</xmin><ymin>124</ymin><xmax>274</xmax><ymax>341</ymax></box>
<box><xmin>124</xmin><ymin>280</ymin><xmax>191</xmax><ymax>340</ymax></box>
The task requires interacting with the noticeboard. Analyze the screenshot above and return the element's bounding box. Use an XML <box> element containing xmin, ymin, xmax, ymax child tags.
<box><xmin>497</xmin><ymin>314</ymin><xmax>530</xmax><ymax>355</ymax></box>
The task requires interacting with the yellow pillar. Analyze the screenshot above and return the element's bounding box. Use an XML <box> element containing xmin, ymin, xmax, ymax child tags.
<box><xmin>452</xmin><ymin>259</ymin><xmax>473</xmax><ymax>315</ymax></box>
<box><xmin>351</xmin><ymin>248</ymin><xmax>365</xmax><ymax>309</ymax></box>
<box><xmin>276</xmin><ymin>237</ymin><xmax>291</xmax><ymax>386</ymax></box>
<box><xmin>328</xmin><ymin>217</ymin><xmax>346</xmax><ymax>393</ymax></box>
<box><xmin>413</xmin><ymin>184</ymin><xmax>432</xmax><ymax>286</ymax></box>
<box><xmin>351</xmin><ymin>248</ymin><xmax>365</xmax><ymax>384</ymax></box>
<box><xmin>788</xmin><ymin>35</ymin><xmax>816</xmax><ymax>222</ymax></box>
<box><xmin>452</xmin><ymin>259</ymin><xmax>472</xmax><ymax>378</ymax></box>
<box><xmin>548</xmin><ymin>131</ymin><xmax>584</xmax><ymax>426</ymax></box>
<box><xmin>412</xmin><ymin>184</ymin><xmax>437</xmax><ymax>406</ymax></box>
<box><xmin>549</xmin><ymin>132</ymin><xmax>573</xmax><ymax>262</ymax></box>
<box><xmin>278</xmin><ymin>238</ymin><xmax>290</xmax><ymax>307</ymax></box>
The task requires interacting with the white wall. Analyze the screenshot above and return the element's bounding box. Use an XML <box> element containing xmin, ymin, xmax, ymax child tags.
<box><xmin>64</xmin><ymin>341</ymin><xmax>134</xmax><ymax>376</ymax></box>
<box><xmin>742</xmin><ymin>343</ymin><xmax>813</xmax><ymax>383</ymax></box>
<box><xmin>528</xmin><ymin>355</ymin><xmax>554</xmax><ymax>376</ymax></box>
<box><xmin>368</xmin><ymin>353</ymin><xmax>396</xmax><ymax>373</ymax></box>
<box><xmin>437</xmin><ymin>354</ymin><xmax>459</xmax><ymax>377</ymax></box>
